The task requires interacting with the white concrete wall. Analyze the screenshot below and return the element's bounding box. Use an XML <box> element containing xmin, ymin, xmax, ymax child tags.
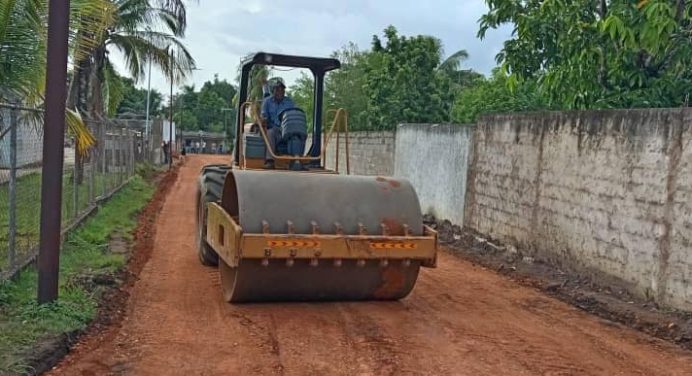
<box><xmin>0</xmin><ymin>111</ymin><xmax>43</xmax><ymax>168</ymax></box>
<box><xmin>464</xmin><ymin>109</ymin><xmax>692</xmax><ymax>310</ymax></box>
<box><xmin>394</xmin><ymin>124</ymin><xmax>473</xmax><ymax>224</ymax></box>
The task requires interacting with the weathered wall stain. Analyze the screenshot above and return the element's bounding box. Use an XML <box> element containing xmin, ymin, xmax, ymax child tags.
<box><xmin>465</xmin><ymin>108</ymin><xmax>692</xmax><ymax>310</ymax></box>
<box><xmin>394</xmin><ymin>124</ymin><xmax>474</xmax><ymax>225</ymax></box>
<box><xmin>656</xmin><ymin>110</ymin><xmax>684</xmax><ymax>304</ymax></box>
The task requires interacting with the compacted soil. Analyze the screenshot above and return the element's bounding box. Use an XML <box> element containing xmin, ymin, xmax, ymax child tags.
<box><xmin>49</xmin><ymin>155</ymin><xmax>692</xmax><ymax>376</ymax></box>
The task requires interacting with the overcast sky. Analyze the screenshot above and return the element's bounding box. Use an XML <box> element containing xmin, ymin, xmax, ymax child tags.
<box><xmin>111</xmin><ymin>0</ymin><xmax>512</xmax><ymax>96</ymax></box>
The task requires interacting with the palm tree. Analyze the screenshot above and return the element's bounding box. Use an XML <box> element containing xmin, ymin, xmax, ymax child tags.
<box><xmin>0</xmin><ymin>0</ymin><xmax>45</xmax><ymax>102</ymax></box>
<box><xmin>232</xmin><ymin>54</ymin><xmax>269</xmax><ymax>123</ymax></box>
<box><xmin>438</xmin><ymin>49</ymin><xmax>484</xmax><ymax>121</ymax></box>
<box><xmin>438</xmin><ymin>49</ymin><xmax>469</xmax><ymax>73</ymax></box>
<box><xmin>439</xmin><ymin>49</ymin><xmax>482</xmax><ymax>89</ymax></box>
<box><xmin>65</xmin><ymin>0</ymin><xmax>195</xmax><ymax>182</ymax></box>
<box><xmin>0</xmin><ymin>0</ymin><xmax>111</xmax><ymax>150</ymax></box>
<box><xmin>68</xmin><ymin>0</ymin><xmax>196</xmax><ymax>119</ymax></box>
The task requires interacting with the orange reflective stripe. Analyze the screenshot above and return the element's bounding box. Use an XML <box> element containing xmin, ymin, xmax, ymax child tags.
<box><xmin>369</xmin><ymin>242</ymin><xmax>417</xmax><ymax>250</ymax></box>
<box><xmin>267</xmin><ymin>240</ymin><xmax>320</xmax><ymax>248</ymax></box>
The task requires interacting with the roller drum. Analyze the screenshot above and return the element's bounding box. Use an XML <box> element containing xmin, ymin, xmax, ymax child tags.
<box><xmin>220</xmin><ymin>259</ymin><xmax>421</xmax><ymax>302</ymax></box>
<box><xmin>221</xmin><ymin>170</ymin><xmax>423</xmax><ymax>236</ymax></box>
<box><xmin>218</xmin><ymin>170</ymin><xmax>426</xmax><ymax>302</ymax></box>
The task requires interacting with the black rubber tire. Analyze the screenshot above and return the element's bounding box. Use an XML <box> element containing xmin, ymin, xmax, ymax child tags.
<box><xmin>196</xmin><ymin>164</ymin><xmax>231</xmax><ymax>266</ymax></box>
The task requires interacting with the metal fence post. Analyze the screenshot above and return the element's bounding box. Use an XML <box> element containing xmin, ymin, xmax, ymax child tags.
<box><xmin>72</xmin><ymin>150</ymin><xmax>78</xmax><ymax>220</ymax></box>
<box><xmin>8</xmin><ymin>107</ymin><xmax>18</xmax><ymax>269</ymax></box>
<box><xmin>101</xmin><ymin>121</ymin><xmax>106</xmax><ymax>197</ymax></box>
<box><xmin>119</xmin><ymin>128</ymin><xmax>125</xmax><ymax>185</ymax></box>
<box><xmin>126</xmin><ymin>130</ymin><xmax>131</xmax><ymax>178</ymax></box>
<box><xmin>88</xmin><ymin>121</ymin><xmax>95</xmax><ymax>204</ymax></box>
<box><xmin>132</xmin><ymin>132</ymin><xmax>136</xmax><ymax>172</ymax></box>
<box><xmin>108</xmin><ymin>125</ymin><xmax>114</xmax><ymax>192</ymax></box>
<box><xmin>129</xmin><ymin>131</ymin><xmax>134</xmax><ymax>176</ymax></box>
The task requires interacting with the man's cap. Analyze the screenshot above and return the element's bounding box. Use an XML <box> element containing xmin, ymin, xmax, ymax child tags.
<box><xmin>270</xmin><ymin>78</ymin><xmax>286</xmax><ymax>91</ymax></box>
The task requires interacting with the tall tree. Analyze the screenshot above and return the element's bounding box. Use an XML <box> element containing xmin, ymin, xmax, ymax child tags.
<box><xmin>116</xmin><ymin>76</ymin><xmax>163</xmax><ymax>116</ymax></box>
<box><xmin>201</xmin><ymin>74</ymin><xmax>236</xmax><ymax>105</ymax></box>
<box><xmin>0</xmin><ymin>0</ymin><xmax>46</xmax><ymax>102</ymax></box>
<box><xmin>196</xmin><ymin>87</ymin><xmax>226</xmax><ymax>132</ymax></box>
<box><xmin>0</xmin><ymin>0</ymin><xmax>112</xmax><ymax>152</ymax></box>
<box><xmin>68</xmin><ymin>0</ymin><xmax>196</xmax><ymax>119</ymax></box>
<box><xmin>171</xmin><ymin>84</ymin><xmax>198</xmax><ymax>130</ymax></box>
<box><xmin>289</xmin><ymin>72</ymin><xmax>315</xmax><ymax>129</ymax></box>
<box><xmin>326</xmin><ymin>43</ymin><xmax>370</xmax><ymax>130</ymax></box>
<box><xmin>439</xmin><ymin>49</ymin><xmax>484</xmax><ymax>94</ymax></box>
<box><xmin>365</xmin><ymin>26</ymin><xmax>453</xmax><ymax>130</ymax></box>
<box><xmin>166</xmin><ymin>77</ymin><xmax>238</xmax><ymax>132</ymax></box>
<box><xmin>480</xmin><ymin>0</ymin><xmax>692</xmax><ymax>108</ymax></box>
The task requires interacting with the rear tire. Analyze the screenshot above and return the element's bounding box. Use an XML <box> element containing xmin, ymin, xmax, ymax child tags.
<box><xmin>196</xmin><ymin>164</ymin><xmax>230</xmax><ymax>266</ymax></box>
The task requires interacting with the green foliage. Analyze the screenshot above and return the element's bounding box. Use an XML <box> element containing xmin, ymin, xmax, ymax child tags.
<box><xmin>290</xmin><ymin>72</ymin><xmax>315</xmax><ymax>129</ymax></box>
<box><xmin>196</xmin><ymin>88</ymin><xmax>227</xmax><ymax>132</ymax></box>
<box><xmin>0</xmin><ymin>176</ymin><xmax>154</xmax><ymax>374</ymax></box>
<box><xmin>167</xmin><ymin>76</ymin><xmax>237</xmax><ymax>132</ymax></box>
<box><xmin>201</xmin><ymin>74</ymin><xmax>236</xmax><ymax>105</ymax></box>
<box><xmin>103</xmin><ymin>61</ymin><xmax>127</xmax><ymax>117</ymax></box>
<box><xmin>365</xmin><ymin>26</ymin><xmax>454</xmax><ymax>129</ymax></box>
<box><xmin>0</xmin><ymin>0</ymin><xmax>46</xmax><ymax>101</ymax></box>
<box><xmin>326</xmin><ymin>43</ymin><xmax>370</xmax><ymax>130</ymax></box>
<box><xmin>67</xmin><ymin>0</ymin><xmax>195</xmax><ymax>119</ymax></box>
<box><xmin>480</xmin><ymin>0</ymin><xmax>692</xmax><ymax>108</ymax></box>
<box><xmin>290</xmin><ymin>29</ymin><xmax>484</xmax><ymax>130</ymax></box>
<box><xmin>452</xmin><ymin>68</ymin><xmax>548</xmax><ymax>123</ymax></box>
<box><xmin>115</xmin><ymin>76</ymin><xmax>164</xmax><ymax>117</ymax></box>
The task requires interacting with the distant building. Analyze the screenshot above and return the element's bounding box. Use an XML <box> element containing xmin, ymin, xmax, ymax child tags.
<box><xmin>0</xmin><ymin>110</ymin><xmax>43</xmax><ymax>168</ymax></box>
<box><xmin>180</xmin><ymin>131</ymin><xmax>229</xmax><ymax>154</ymax></box>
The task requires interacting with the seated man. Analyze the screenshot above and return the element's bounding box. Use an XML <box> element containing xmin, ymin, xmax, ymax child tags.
<box><xmin>260</xmin><ymin>79</ymin><xmax>295</xmax><ymax>169</ymax></box>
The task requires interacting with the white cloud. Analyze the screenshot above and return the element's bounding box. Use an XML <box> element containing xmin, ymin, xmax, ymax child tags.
<box><xmin>113</xmin><ymin>0</ymin><xmax>512</xmax><ymax>100</ymax></box>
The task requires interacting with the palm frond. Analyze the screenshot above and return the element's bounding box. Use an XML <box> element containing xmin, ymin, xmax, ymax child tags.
<box><xmin>109</xmin><ymin>30</ymin><xmax>195</xmax><ymax>82</ymax></box>
<box><xmin>439</xmin><ymin>49</ymin><xmax>470</xmax><ymax>72</ymax></box>
<box><xmin>69</xmin><ymin>0</ymin><xmax>116</xmax><ymax>65</ymax></box>
<box><xmin>116</xmin><ymin>0</ymin><xmax>151</xmax><ymax>31</ymax></box>
<box><xmin>102</xmin><ymin>60</ymin><xmax>126</xmax><ymax>116</ymax></box>
<box><xmin>66</xmin><ymin>108</ymin><xmax>97</xmax><ymax>155</ymax></box>
<box><xmin>0</xmin><ymin>0</ymin><xmax>46</xmax><ymax>101</ymax></box>
<box><xmin>151</xmin><ymin>0</ymin><xmax>188</xmax><ymax>34</ymax></box>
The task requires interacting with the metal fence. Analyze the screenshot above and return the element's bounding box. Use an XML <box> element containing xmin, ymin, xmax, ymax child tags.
<box><xmin>0</xmin><ymin>103</ymin><xmax>146</xmax><ymax>280</ymax></box>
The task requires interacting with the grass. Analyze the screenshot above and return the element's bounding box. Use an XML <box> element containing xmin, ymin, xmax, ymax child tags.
<box><xmin>0</xmin><ymin>174</ymin><xmax>154</xmax><ymax>374</ymax></box>
<box><xmin>0</xmin><ymin>166</ymin><xmax>129</xmax><ymax>272</ymax></box>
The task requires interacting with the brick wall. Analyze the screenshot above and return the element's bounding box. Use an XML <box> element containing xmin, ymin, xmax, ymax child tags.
<box><xmin>309</xmin><ymin>131</ymin><xmax>395</xmax><ymax>176</ymax></box>
<box><xmin>464</xmin><ymin>109</ymin><xmax>692</xmax><ymax>310</ymax></box>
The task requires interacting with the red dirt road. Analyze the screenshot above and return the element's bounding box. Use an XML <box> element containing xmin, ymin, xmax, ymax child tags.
<box><xmin>51</xmin><ymin>155</ymin><xmax>692</xmax><ymax>376</ymax></box>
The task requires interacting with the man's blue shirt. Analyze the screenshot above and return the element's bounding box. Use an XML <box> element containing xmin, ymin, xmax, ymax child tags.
<box><xmin>261</xmin><ymin>95</ymin><xmax>295</xmax><ymax>129</ymax></box>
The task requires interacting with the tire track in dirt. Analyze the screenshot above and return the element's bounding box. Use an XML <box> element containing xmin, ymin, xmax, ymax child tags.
<box><xmin>49</xmin><ymin>155</ymin><xmax>692</xmax><ymax>376</ymax></box>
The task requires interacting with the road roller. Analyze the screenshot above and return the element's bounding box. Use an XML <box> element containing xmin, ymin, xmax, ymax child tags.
<box><xmin>196</xmin><ymin>52</ymin><xmax>438</xmax><ymax>302</ymax></box>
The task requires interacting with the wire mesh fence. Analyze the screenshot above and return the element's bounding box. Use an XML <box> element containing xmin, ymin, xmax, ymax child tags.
<box><xmin>0</xmin><ymin>103</ymin><xmax>148</xmax><ymax>280</ymax></box>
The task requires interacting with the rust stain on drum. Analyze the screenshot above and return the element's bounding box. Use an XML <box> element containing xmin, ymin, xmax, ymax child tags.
<box><xmin>381</xmin><ymin>217</ymin><xmax>404</xmax><ymax>235</ymax></box>
<box><xmin>375</xmin><ymin>176</ymin><xmax>401</xmax><ymax>189</ymax></box>
<box><xmin>373</xmin><ymin>266</ymin><xmax>406</xmax><ymax>299</ymax></box>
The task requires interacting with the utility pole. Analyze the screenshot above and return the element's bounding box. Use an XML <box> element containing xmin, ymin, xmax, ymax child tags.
<box><xmin>145</xmin><ymin>59</ymin><xmax>152</xmax><ymax>140</ymax></box>
<box><xmin>38</xmin><ymin>0</ymin><xmax>70</xmax><ymax>303</ymax></box>
<box><xmin>168</xmin><ymin>48</ymin><xmax>174</xmax><ymax>170</ymax></box>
